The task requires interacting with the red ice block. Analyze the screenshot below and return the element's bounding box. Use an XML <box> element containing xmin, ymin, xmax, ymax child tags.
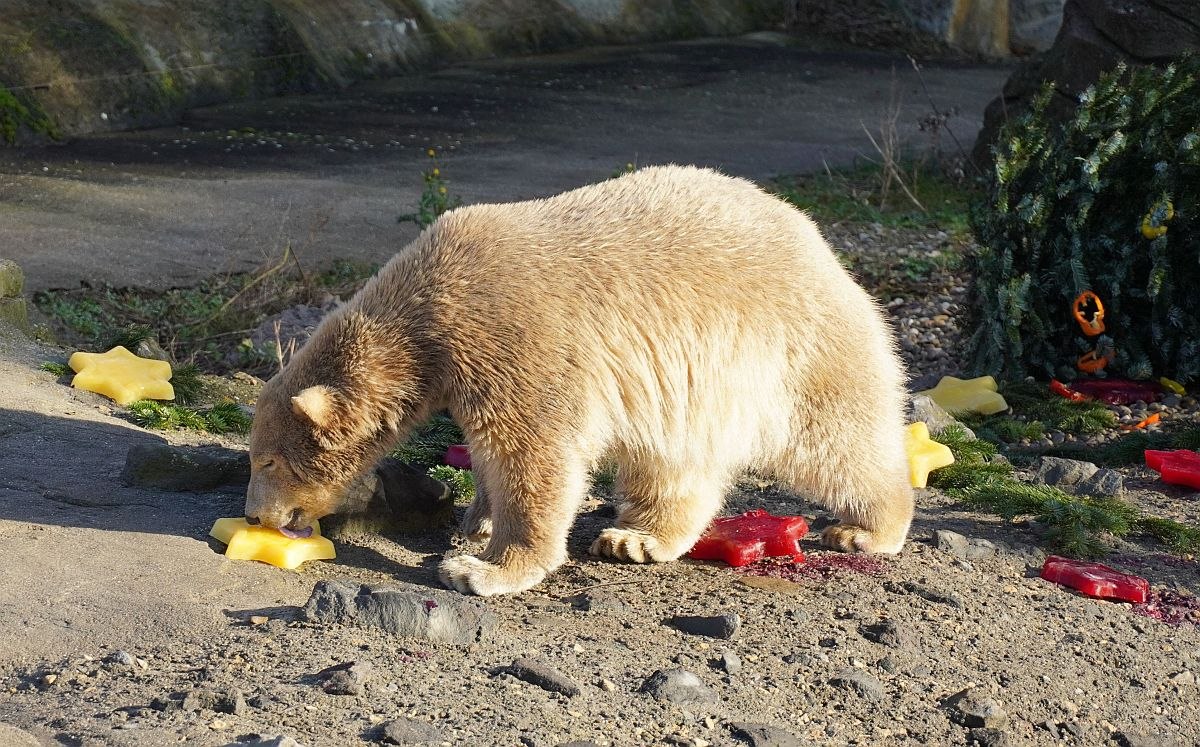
<box><xmin>444</xmin><ymin>444</ymin><xmax>472</xmax><ymax>470</ymax></box>
<box><xmin>688</xmin><ymin>509</ymin><xmax>809</xmax><ymax>567</ymax></box>
<box><xmin>1145</xmin><ymin>449</ymin><xmax>1200</xmax><ymax>491</ymax></box>
<box><xmin>1040</xmin><ymin>555</ymin><xmax>1149</xmax><ymax>604</ymax></box>
<box><xmin>1067</xmin><ymin>378</ymin><xmax>1161</xmax><ymax>405</ymax></box>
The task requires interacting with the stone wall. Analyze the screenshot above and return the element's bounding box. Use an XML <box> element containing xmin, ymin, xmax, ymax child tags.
<box><xmin>787</xmin><ymin>0</ymin><xmax>1064</xmax><ymax>58</ymax></box>
<box><xmin>0</xmin><ymin>0</ymin><xmax>786</xmax><ymax>144</ymax></box>
<box><xmin>972</xmin><ymin>0</ymin><xmax>1200</xmax><ymax>163</ymax></box>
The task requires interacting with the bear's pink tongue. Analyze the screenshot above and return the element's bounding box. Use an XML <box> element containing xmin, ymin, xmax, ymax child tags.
<box><xmin>278</xmin><ymin>526</ymin><xmax>313</xmax><ymax>539</ymax></box>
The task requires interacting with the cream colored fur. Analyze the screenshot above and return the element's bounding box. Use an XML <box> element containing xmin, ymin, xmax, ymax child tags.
<box><xmin>246</xmin><ymin>165</ymin><xmax>914</xmax><ymax>596</ymax></box>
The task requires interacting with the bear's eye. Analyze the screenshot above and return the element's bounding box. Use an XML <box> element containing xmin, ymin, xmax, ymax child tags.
<box><xmin>256</xmin><ymin>458</ymin><xmax>276</xmax><ymax>470</ymax></box>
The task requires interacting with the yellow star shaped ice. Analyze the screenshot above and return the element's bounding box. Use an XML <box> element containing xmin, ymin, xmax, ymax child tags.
<box><xmin>210</xmin><ymin>518</ymin><xmax>336</xmax><ymax>570</ymax></box>
<box><xmin>917</xmin><ymin>375</ymin><xmax>1008</xmax><ymax>416</ymax></box>
<box><xmin>906</xmin><ymin>421</ymin><xmax>955</xmax><ymax>488</ymax></box>
<box><xmin>68</xmin><ymin>345</ymin><xmax>174</xmax><ymax>406</ymax></box>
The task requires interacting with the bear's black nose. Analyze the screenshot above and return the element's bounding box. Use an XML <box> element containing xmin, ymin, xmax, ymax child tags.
<box><xmin>245</xmin><ymin>515</ymin><xmax>261</xmax><ymax>525</ymax></box>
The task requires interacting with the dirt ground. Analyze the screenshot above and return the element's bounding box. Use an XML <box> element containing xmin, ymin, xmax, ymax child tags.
<box><xmin>2</xmin><ymin>32</ymin><xmax>1198</xmax><ymax>747</ymax></box>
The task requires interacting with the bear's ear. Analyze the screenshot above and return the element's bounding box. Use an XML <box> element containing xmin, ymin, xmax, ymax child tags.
<box><xmin>291</xmin><ymin>385</ymin><xmax>336</xmax><ymax>428</ymax></box>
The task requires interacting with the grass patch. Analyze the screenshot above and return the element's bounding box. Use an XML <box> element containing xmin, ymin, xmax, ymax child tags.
<box><xmin>427</xmin><ymin>465</ymin><xmax>475</xmax><ymax>503</ymax></box>
<box><xmin>40</xmin><ymin>361</ymin><xmax>71</xmax><ymax>377</ymax></box>
<box><xmin>932</xmin><ymin>425</ymin><xmax>1200</xmax><ymax>557</ymax></box>
<box><xmin>774</xmin><ymin>161</ymin><xmax>976</xmax><ymax>234</ymax></box>
<box><xmin>34</xmin><ymin>255</ymin><xmax>377</xmax><ymax>376</ymax></box>
<box><xmin>127</xmin><ymin>400</ymin><xmax>251</xmax><ymax>435</ymax></box>
<box><xmin>956</xmin><ymin>380</ymin><xmax>1117</xmax><ymax>444</ymax></box>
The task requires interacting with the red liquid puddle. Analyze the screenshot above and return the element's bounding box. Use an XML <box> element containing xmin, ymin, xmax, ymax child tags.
<box><xmin>737</xmin><ymin>552</ymin><xmax>890</xmax><ymax>582</ymax></box>
<box><xmin>1134</xmin><ymin>590</ymin><xmax>1200</xmax><ymax>626</ymax></box>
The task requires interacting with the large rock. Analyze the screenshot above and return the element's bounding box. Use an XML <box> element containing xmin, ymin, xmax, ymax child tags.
<box><xmin>944</xmin><ymin>687</ymin><xmax>1009</xmax><ymax>729</ymax></box>
<box><xmin>321</xmin><ymin>458</ymin><xmax>455</xmax><ymax>538</ymax></box>
<box><xmin>974</xmin><ymin>0</ymin><xmax>1200</xmax><ymax>164</ymax></box>
<box><xmin>639</xmin><ymin>668</ymin><xmax>718</xmax><ymax>705</ymax></box>
<box><xmin>121</xmin><ymin>444</ymin><xmax>250</xmax><ymax>491</ymax></box>
<box><xmin>301</xmin><ymin>579</ymin><xmax>498</xmax><ymax>644</ymax></box>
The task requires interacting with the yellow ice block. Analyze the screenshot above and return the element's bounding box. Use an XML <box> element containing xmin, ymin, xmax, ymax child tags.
<box><xmin>917</xmin><ymin>375</ymin><xmax>1008</xmax><ymax>416</ymax></box>
<box><xmin>209</xmin><ymin>518</ymin><xmax>335</xmax><ymax>570</ymax></box>
<box><xmin>905</xmin><ymin>421</ymin><xmax>955</xmax><ymax>489</ymax></box>
<box><xmin>68</xmin><ymin>346</ymin><xmax>174</xmax><ymax>406</ymax></box>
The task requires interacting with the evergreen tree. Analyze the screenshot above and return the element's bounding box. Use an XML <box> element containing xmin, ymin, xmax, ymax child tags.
<box><xmin>968</xmin><ymin>57</ymin><xmax>1200</xmax><ymax>383</ymax></box>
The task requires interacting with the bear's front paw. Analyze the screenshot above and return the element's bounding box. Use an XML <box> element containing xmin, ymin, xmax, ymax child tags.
<box><xmin>438</xmin><ymin>554</ymin><xmax>546</xmax><ymax>596</ymax></box>
<box><xmin>821</xmin><ymin>524</ymin><xmax>905</xmax><ymax>554</ymax></box>
<box><xmin>589</xmin><ymin>528</ymin><xmax>680</xmax><ymax>564</ymax></box>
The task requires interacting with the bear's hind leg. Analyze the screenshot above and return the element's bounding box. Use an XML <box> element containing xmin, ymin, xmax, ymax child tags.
<box><xmin>590</xmin><ymin>460</ymin><xmax>726</xmax><ymax>563</ymax></box>
<box><xmin>439</xmin><ymin>450</ymin><xmax>588</xmax><ymax>596</ymax></box>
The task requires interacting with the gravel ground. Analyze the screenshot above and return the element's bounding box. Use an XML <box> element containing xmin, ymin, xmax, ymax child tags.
<box><xmin>2</xmin><ymin>224</ymin><xmax>1199</xmax><ymax>747</ymax></box>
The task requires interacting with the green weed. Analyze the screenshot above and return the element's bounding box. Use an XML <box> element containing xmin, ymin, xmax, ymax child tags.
<box><xmin>40</xmin><ymin>361</ymin><xmax>71</xmax><ymax>377</ymax></box>
<box><xmin>427</xmin><ymin>465</ymin><xmax>475</xmax><ymax>503</ymax></box>
<box><xmin>398</xmin><ymin>148</ymin><xmax>463</xmax><ymax>228</ymax></box>
<box><xmin>775</xmin><ymin>161</ymin><xmax>975</xmax><ymax>233</ymax></box>
<box><xmin>127</xmin><ymin>400</ymin><xmax>251</xmax><ymax>434</ymax></box>
<box><xmin>932</xmin><ymin>424</ymin><xmax>1200</xmax><ymax>557</ymax></box>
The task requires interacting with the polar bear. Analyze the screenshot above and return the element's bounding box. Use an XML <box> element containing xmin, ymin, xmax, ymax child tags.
<box><xmin>245</xmin><ymin>165</ymin><xmax>913</xmax><ymax>596</ymax></box>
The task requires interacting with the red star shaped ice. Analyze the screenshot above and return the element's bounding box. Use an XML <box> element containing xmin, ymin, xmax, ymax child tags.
<box><xmin>688</xmin><ymin>509</ymin><xmax>809</xmax><ymax>567</ymax></box>
<box><xmin>1146</xmin><ymin>449</ymin><xmax>1200</xmax><ymax>491</ymax></box>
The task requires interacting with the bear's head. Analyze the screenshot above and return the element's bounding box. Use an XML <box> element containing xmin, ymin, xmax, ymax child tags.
<box><xmin>245</xmin><ymin>311</ymin><xmax>420</xmax><ymax>532</ymax></box>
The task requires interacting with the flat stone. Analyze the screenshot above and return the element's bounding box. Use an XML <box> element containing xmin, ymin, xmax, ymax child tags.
<box><xmin>505</xmin><ymin>657</ymin><xmax>582</xmax><ymax>697</ymax></box>
<box><xmin>934</xmin><ymin>529</ymin><xmax>969</xmax><ymax>557</ymax></box>
<box><xmin>945</xmin><ymin>688</ymin><xmax>1009</xmax><ymax>729</ymax></box>
<box><xmin>107</xmin><ymin>650</ymin><xmax>137</xmax><ymax>668</ymax></box>
<box><xmin>639</xmin><ymin>668</ymin><xmax>718</xmax><ymax>705</ymax></box>
<box><xmin>182</xmin><ymin>686</ymin><xmax>246</xmax><ymax>715</ymax></box>
<box><xmin>964</xmin><ymin>538</ymin><xmax>998</xmax><ymax>561</ymax></box>
<box><xmin>378</xmin><ymin>719</ymin><xmax>445</xmax><ymax>745</ymax></box>
<box><xmin>0</xmin><ymin>259</ymin><xmax>24</xmax><ymax>297</ymax></box>
<box><xmin>829</xmin><ymin>669</ymin><xmax>885</xmax><ymax>701</ymax></box>
<box><xmin>860</xmin><ymin>619</ymin><xmax>911</xmax><ymax>649</ymax></box>
<box><xmin>968</xmin><ymin>727</ymin><xmax>1008</xmax><ymax>747</ymax></box>
<box><xmin>1034</xmin><ymin>456</ymin><xmax>1099</xmax><ymax>488</ymax></box>
<box><xmin>911</xmin><ymin>394</ymin><xmax>973</xmax><ymax>437</ymax></box>
<box><xmin>319</xmin><ymin>660</ymin><xmax>372</xmax><ymax>695</ymax></box>
<box><xmin>668</xmin><ymin>613</ymin><xmax>741</xmax><ymax>640</ymax></box>
<box><xmin>715</xmin><ymin>651</ymin><xmax>742</xmax><ymax>674</ymax></box>
<box><xmin>1078</xmin><ymin>468</ymin><xmax>1126</xmax><ymax>497</ymax></box>
<box><xmin>729</xmin><ymin>722</ymin><xmax>801</xmax><ymax>747</ymax></box>
<box><xmin>302</xmin><ymin>579</ymin><xmax>498</xmax><ymax>644</ymax></box>
<box><xmin>121</xmin><ymin>444</ymin><xmax>250</xmax><ymax>492</ymax></box>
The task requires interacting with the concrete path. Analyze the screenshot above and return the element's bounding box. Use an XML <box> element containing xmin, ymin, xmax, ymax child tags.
<box><xmin>0</xmin><ymin>34</ymin><xmax>1011</xmax><ymax>293</ymax></box>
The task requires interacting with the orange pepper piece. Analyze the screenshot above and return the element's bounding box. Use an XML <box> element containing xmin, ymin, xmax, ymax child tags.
<box><xmin>1073</xmin><ymin>291</ymin><xmax>1106</xmax><ymax>336</ymax></box>
<box><xmin>1121</xmin><ymin>412</ymin><xmax>1162</xmax><ymax>431</ymax></box>
<box><xmin>1077</xmin><ymin>349</ymin><xmax>1111</xmax><ymax>374</ymax></box>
